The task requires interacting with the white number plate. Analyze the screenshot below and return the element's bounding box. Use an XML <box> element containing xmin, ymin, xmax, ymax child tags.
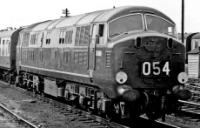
<box><xmin>141</xmin><ymin>61</ymin><xmax>170</xmax><ymax>76</ymax></box>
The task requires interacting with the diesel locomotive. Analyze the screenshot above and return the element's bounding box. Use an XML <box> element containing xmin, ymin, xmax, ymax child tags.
<box><xmin>0</xmin><ymin>6</ymin><xmax>191</xmax><ymax>120</ymax></box>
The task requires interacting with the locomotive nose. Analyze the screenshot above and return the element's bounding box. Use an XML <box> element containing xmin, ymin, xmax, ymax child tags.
<box><xmin>135</xmin><ymin>36</ymin><xmax>170</xmax><ymax>55</ymax></box>
<box><xmin>113</xmin><ymin>34</ymin><xmax>185</xmax><ymax>89</ymax></box>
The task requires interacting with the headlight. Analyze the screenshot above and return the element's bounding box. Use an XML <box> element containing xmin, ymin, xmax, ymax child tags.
<box><xmin>177</xmin><ymin>72</ymin><xmax>188</xmax><ymax>84</ymax></box>
<box><xmin>115</xmin><ymin>71</ymin><xmax>128</xmax><ymax>84</ymax></box>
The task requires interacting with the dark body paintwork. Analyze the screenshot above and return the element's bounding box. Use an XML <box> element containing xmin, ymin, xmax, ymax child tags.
<box><xmin>0</xmin><ymin>6</ymin><xmax>190</xmax><ymax>120</ymax></box>
<box><xmin>16</xmin><ymin>6</ymin><xmax>179</xmax><ymax>98</ymax></box>
<box><xmin>17</xmin><ymin>33</ymin><xmax>186</xmax><ymax>98</ymax></box>
<box><xmin>111</xmin><ymin>33</ymin><xmax>185</xmax><ymax>90</ymax></box>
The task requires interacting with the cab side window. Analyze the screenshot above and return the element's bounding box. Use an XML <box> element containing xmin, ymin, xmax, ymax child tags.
<box><xmin>98</xmin><ymin>24</ymin><xmax>104</xmax><ymax>37</ymax></box>
<box><xmin>97</xmin><ymin>24</ymin><xmax>105</xmax><ymax>45</ymax></box>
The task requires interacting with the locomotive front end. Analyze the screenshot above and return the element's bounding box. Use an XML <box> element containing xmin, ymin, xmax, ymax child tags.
<box><xmin>108</xmin><ymin>11</ymin><xmax>191</xmax><ymax>119</ymax></box>
<box><xmin>113</xmin><ymin>34</ymin><xmax>190</xmax><ymax>119</ymax></box>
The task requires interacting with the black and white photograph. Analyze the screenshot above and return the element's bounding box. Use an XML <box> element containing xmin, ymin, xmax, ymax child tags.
<box><xmin>0</xmin><ymin>0</ymin><xmax>199</xmax><ymax>128</ymax></box>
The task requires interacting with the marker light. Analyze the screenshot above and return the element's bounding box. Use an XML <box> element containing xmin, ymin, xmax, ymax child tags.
<box><xmin>115</xmin><ymin>71</ymin><xmax>128</xmax><ymax>84</ymax></box>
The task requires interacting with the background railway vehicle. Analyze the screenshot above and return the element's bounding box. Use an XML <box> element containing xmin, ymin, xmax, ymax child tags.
<box><xmin>185</xmin><ymin>32</ymin><xmax>200</xmax><ymax>54</ymax></box>
<box><xmin>0</xmin><ymin>28</ymin><xmax>21</xmax><ymax>82</ymax></box>
<box><xmin>0</xmin><ymin>6</ymin><xmax>191</xmax><ymax>121</ymax></box>
<box><xmin>184</xmin><ymin>32</ymin><xmax>200</xmax><ymax>78</ymax></box>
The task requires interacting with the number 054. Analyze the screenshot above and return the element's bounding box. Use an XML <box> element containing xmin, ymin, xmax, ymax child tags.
<box><xmin>142</xmin><ymin>61</ymin><xmax>170</xmax><ymax>76</ymax></box>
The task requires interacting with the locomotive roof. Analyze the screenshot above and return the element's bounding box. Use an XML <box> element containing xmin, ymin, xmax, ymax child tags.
<box><xmin>0</xmin><ymin>29</ymin><xmax>16</xmax><ymax>37</ymax></box>
<box><xmin>23</xmin><ymin>6</ymin><xmax>175</xmax><ymax>32</ymax></box>
<box><xmin>192</xmin><ymin>33</ymin><xmax>200</xmax><ymax>39</ymax></box>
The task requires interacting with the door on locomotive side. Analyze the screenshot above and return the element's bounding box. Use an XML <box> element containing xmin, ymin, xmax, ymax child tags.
<box><xmin>89</xmin><ymin>24</ymin><xmax>97</xmax><ymax>78</ymax></box>
<box><xmin>89</xmin><ymin>23</ymin><xmax>105</xmax><ymax>78</ymax></box>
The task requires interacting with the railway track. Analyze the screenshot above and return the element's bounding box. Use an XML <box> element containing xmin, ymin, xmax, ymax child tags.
<box><xmin>185</xmin><ymin>83</ymin><xmax>200</xmax><ymax>101</ymax></box>
<box><xmin>40</xmin><ymin>94</ymin><xmax>180</xmax><ymax>128</ymax></box>
<box><xmin>181</xmin><ymin>82</ymin><xmax>200</xmax><ymax>117</ymax></box>
<box><xmin>178</xmin><ymin>100</ymin><xmax>200</xmax><ymax>119</ymax></box>
<box><xmin>174</xmin><ymin>81</ymin><xmax>200</xmax><ymax>123</ymax></box>
<box><xmin>139</xmin><ymin>116</ymin><xmax>182</xmax><ymax>128</ymax></box>
<box><xmin>6</xmin><ymin>82</ymin><xmax>130</xmax><ymax>128</ymax></box>
<box><xmin>37</xmin><ymin>94</ymin><xmax>129</xmax><ymax>128</ymax></box>
<box><xmin>0</xmin><ymin>81</ymin><xmax>182</xmax><ymax>128</ymax></box>
<box><xmin>162</xmin><ymin>100</ymin><xmax>200</xmax><ymax>127</ymax></box>
<box><xmin>0</xmin><ymin>102</ymin><xmax>38</xmax><ymax>128</ymax></box>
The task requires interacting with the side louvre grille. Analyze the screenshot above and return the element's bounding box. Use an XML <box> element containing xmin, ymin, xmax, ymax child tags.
<box><xmin>105</xmin><ymin>51</ymin><xmax>111</xmax><ymax>67</ymax></box>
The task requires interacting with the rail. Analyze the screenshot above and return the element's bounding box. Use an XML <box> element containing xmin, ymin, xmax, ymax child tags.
<box><xmin>0</xmin><ymin>103</ymin><xmax>38</xmax><ymax>128</ymax></box>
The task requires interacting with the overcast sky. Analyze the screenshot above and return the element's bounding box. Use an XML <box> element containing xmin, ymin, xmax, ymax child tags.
<box><xmin>0</xmin><ymin>0</ymin><xmax>199</xmax><ymax>33</ymax></box>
